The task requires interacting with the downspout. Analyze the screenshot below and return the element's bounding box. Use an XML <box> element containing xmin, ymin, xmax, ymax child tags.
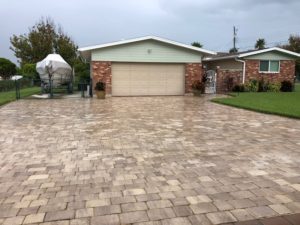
<box><xmin>235</xmin><ymin>58</ymin><xmax>246</xmax><ymax>84</ymax></box>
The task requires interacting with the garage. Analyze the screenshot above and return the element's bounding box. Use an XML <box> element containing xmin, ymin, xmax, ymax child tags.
<box><xmin>78</xmin><ymin>36</ymin><xmax>216</xmax><ymax>96</ymax></box>
<box><xmin>112</xmin><ymin>63</ymin><xmax>185</xmax><ymax>96</ymax></box>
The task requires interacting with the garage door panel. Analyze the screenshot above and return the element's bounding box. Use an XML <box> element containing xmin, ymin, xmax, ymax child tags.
<box><xmin>112</xmin><ymin>63</ymin><xmax>184</xmax><ymax>96</ymax></box>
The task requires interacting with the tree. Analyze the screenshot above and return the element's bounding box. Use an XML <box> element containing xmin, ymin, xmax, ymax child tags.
<box><xmin>0</xmin><ymin>58</ymin><xmax>17</xmax><ymax>79</ymax></box>
<box><xmin>21</xmin><ymin>63</ymin><xmax>39</xmax><ymax>79</ymax></box>
<box><xmin>191</xmin><ymin>42</ymin><xmax>203</xmax><ymax>48</ymax></box>
<box><xmin>255</xmin><ymin>38</ymin><xmax>266</xmax><ymax>50</ymax></box>
<box><xmin>229</xmin><ymin>47</ymin><xmax>238</xmax><ymax>53</ymax></box>
<box><xmin>281</xmin><ymin>35</ymin><xmax>300</xmax><ymax>77</ymax></box>
<box><xmin>10</xmin><ymin>17</ymin><xmax>77</xmax><ymax>66</ymax></box>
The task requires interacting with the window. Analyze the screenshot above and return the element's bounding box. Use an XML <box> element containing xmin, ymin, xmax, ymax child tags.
<box><xmin>259</xmin><ymin>60</ymin><xmax>280</xmax><ymax>73</ymax></box>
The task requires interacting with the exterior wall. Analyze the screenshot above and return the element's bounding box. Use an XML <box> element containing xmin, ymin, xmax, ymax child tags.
<box><xmin>185</xmin><ymin>63</ymin><xmax>203</xmax><ymax>93</ymax></box>
<box><xmin>206</xmin><ymin>59</ymin><xmax>243</xmax><ymax>70</ymax></box>
<box><xmin>216</xmin><ymin>69</ymin><xmax>242</xmax><ymax>93</ymax></box>
<box><xmin>244</xmin><ymin>60</ymin><xmax>295</xmax><ymax>83</ymax></box>
<box><xmin>92</xmin><ymin>61</ymin><xmax>112</xmax><ymax>94</ymax></box>
<box><xmin>92</xmin><ymin>40</ymin><xmax>203</xmax><ymax>63</ymax></box>
<box><xmin>244</xmin><ymin>52</ymin><xmax>297</xmax><ymax>60</ymax></box>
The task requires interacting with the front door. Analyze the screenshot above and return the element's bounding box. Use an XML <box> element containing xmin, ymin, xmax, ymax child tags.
<box><xmin>205</xmin><ymin>70</ymin><xmax>216</xmax><ymax>94</ymax></box>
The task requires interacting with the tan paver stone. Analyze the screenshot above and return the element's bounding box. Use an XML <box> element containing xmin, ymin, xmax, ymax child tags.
<box><xmin>30</xmin><ymin>199</ymin><xmax>48</xmax><ymax>207</ymax></box>
<box><xmin>44</xmin><ymin>210</ymin><xmax>75</xmax><ymax>221</ymax></box>
<box><xmin>147</xmin><ymin>208</ymin><xmax>176</xmax><ymax>220</ymax></box>
<box><xmin>94</xmin><ymin>205</ymin><xmax>121</xmax><ymax>216</ymax></box>
<box><xmin>186</xmin><ymin>195</ymin><xmax>212</xmax><ymax>204</ymax></box>
<box><xmin>171</xmin><ymin>197</ymin><xmax>189</xmax><ymax>206</ymax></box>
<box><xmin>284</xmin><ymin>201</ymin><xmax>300</xmax><ymax>213</ymax></box>
<box><xmin>246</xmin><ymin>206</ymin><xmax>278</xmax><ymax>218</ymax></box>
<box><xmin>290</xmin><ymin>184</ymin><xmax>300</xmax><ymax>191</ymax></box>
<box><xmin>13</xmin><ymin>200</ymin><xmax>31</xmax><ymax>209</ymax></box>
<box><xmin>213</xmin><ymin>200</ymin><xmax>234</xmax><ymax>211</ymax></box>
<box><xmin>136</xmin><ymin>194</ymin><xmax>160</xmax><ymax>202</ymax></box>
<box><xmin>0</xmin><ymin>208</ymin><xmax>19</xmax><ymax>218</ymax></box>
<box><xmin>75</xmin><ymin>208</ymin><xmax>93</xmax><ymax>218</ymax></box>
<box><xmin>39</xmin><ymin>203</ymin><xmax>67</xmax><ymax>213</ymax></box>
<box><xmin>121</xmin><ymin>202</ymin><xmax>148</xmax><ymax>212</ymax></box>
<box><xmin>99</xmin><ymin>192</ymin><xmax>122</xmax><ymax>199</ymax></box>
<box><xmin>111</xmin><ymin>196</ymin><xmax>136</xmax><ymax>205</ymax></box>
<box><xmin>269</xmin><ymin>204</ymin><xmax>292</xmax><ymax>215</ymax></box>
<box><xmin>18</xmin><ymin>206</ymin><xmax>39</xmax><ymax>216</ymax></box>
<box><xmin>40</xmin><ymin>221</ymin><xmax>70</xmax><ymax>225</ymax></box>
<box><xmin>248</xmin><ymin>170</ymin><xmax>268</xmax><ymax>176</ymax></box>
<box><xmin>22</xmin><ymin>195</ymin><xmax>39</xmax><ymax>201</ymax></box>
<box><xmin>147</xmin><ymin>200</ymin><xmax>172</xmax><ymax>209</ymax></box>
<box><xmin>166</xmin><ymin>180</ymin><xmax>180</xmax><ymax>186</ymax></box>
<box><xmin>229</xmin><ymin>199</ymin><xmax>256</xmax><ymax>209</ymax></box>
<box><xmin>199</xmin><ymin>176</ymin><xmax>214</xmax><ymax>182</ymax></box>
<box><xmin>159</xmin><ymin>192</ymin><xmax>176</xmax><ymax>200</ymax></box>
<box><xmin>41</xmin><ymin>183</ymin><xmax>56</xmax><ymax>188</ymax></box>
<box><xmin>28</xmin><ymin>174</ymin><xmax>49</xmax><ymax>180</ymax></box>
<box><xmin>190</xmin><ymin>203</ymin><xmax>217</xmax><ymax>214</ymax></box>
<box><xmin>90</xmin><ymin>214</ymin><xmax>119</xmax><ymax>225</ymax></box>
<box><xmin>23</xmin><ymin>213</ymin><xmax>45</xmax><ymax>224</ymax></box>
<box><xmin>120</xmin><ymin>211</ymin><xmax>149</xmax><ymax>224</ymax></box>
<box><xmin>188</xmin><ymin>214</ymin><xmax>213</xmax><ymax>225</ymax></box>
<box><xmin>230</xmin><ymin>208</ymin><xmax>255</xmax><ymax>221</ymax></box>
<box><xmin>3</xmin><ymin>216</ymin><xmax>24</xmax><ymax>225</ymax></box>
<box><xmin>161</xmin><ymin>217</ymin><xmax>192</xmax><ymax>225</ymax></box>
<box><xmin>86</xmin><ymin>199</ymin><xmax>110</xmax><ymax>208</ymax></box>
<box><xmin>230</xmin><ymin>190</ymin><xmax>255</xmax><ymax>199</ymax></box>
<box><xmin>207</xmin><ymin>211</ymin><xmax>237</xmax><ymax>224</ymax></box>
<box><xmin>173</xmin><ymin>205</ymin><xmax>193</xmax><ymax>216</ymax></box>
<box><xmin>133</xmin><ymin>221</ymin><xmax>162</xmax><ymax>225</ymax></box>
<box><xmin>70</xmin><ymin>218</ymin><xmax>89</xmax><ymax>225</ymax></box>
<box><xmin>124</xmin><ymin>189</ymin><xmax>146</xmax><ymax>196</ymax></box>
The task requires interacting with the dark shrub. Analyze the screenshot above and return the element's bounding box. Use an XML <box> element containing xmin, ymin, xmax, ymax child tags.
<box><xmin>192</xmin><ymin>80</ymin><xmax>205</xmax><ymax>93</ymax></box>
<box><xmin>280</xmin><ymin>80</ymin><xmax>293</xmax><ymax>92</ymax></box>
<box><xmin>258</xmin><ymin>79</ymin><xmax>268</xmax><ymax>92</ymax></box>
<box><xmin>245</xmin><ymin>79</ymin><xmax>258</xmax><ymax>92</ymax></box>
<box><xmin>94</xmin><ymin>81</ymin><xmax>106</xmax><ymax>91</ymax></box>
<box><xmin>232</xmin><ymin>84</ymin><xmax>245</xmax><ymax>92</ymax></box>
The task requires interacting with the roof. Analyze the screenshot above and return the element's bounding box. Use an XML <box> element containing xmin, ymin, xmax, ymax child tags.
<box><xmin>204</xmin><ymin>47</ymin><xmax>300</xmax><ymax>61</ymax></box>
<box><xmin>78</xmin><ymin>36</ymin><xmax>216</xmax><ymax>60</ymax></box>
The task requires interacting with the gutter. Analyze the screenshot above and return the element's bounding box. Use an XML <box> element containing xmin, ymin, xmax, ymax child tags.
<box><xmin>235</xmin><ymin>58</ymin><xmax>246</xmax><ymax>84</ymax></box>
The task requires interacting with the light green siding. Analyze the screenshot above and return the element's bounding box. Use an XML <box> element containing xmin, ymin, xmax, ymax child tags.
<box><xmin>91</xmin><ymin>40</ymin><xmax>203</xmax><ymax>63</ymax></box>
<box><xmin>206</xmin><ymin>59</ymin><xmax>243</xmax><ymax>70</ymax></box>
<box><xmin>243</xmin><ymin>52</ymin><xmax>296</xmax><ymax>60</ymax></box>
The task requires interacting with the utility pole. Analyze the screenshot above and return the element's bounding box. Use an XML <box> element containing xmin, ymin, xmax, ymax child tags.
<box><xmin>233</xmin><ymin>26</ymin><xmax>237</xmax><ymax>52</ymax></box>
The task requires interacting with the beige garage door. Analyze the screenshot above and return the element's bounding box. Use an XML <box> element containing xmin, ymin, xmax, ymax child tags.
<box><xmin>112</xmin><ymin>63</ymin><xmax>185</xmax><ymax>96</ymax></box>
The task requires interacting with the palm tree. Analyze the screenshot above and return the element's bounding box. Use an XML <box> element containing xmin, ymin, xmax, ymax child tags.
<box><xmin>255</xmin><ymin>38</ymin><xmax>266</xmax><ymax>50</ymax></box>
<box><xmin>191</xmin><ymin>42</ymin><xmax>203</xmax><ymax>48</ymax></box>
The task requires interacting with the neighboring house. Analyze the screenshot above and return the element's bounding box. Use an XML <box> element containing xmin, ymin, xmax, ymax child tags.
<box><xmin>204</xmin><ymin>47</ymin><xmax>300</xmax><ymax>93</ymax></box>
<box><xmin>79</xmin><ymin>36</ymin><xmax>300</xmax><ymax>96</ymax></box>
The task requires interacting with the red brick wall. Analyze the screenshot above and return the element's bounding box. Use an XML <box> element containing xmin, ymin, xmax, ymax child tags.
<box><xmin>245</xmin><ymin>60</ymin><xmax>295</xmax><ymax>83</ymax></box>
<box><xmin>185</xmin><ymin>63</ymin><xmax>203</xmax><ymax>93</ymax></box>
<box><xmin>92</xmin><ymin>62</ymin><xmax>204</xmax><ymax>95</ymax></box>
<box><xmin>216</xmin><ymin>69</ymin><xmax>242</xmax><ymax>93</ymax></box>
<box><xmin>92</xmin><ymin>61</ymin><xmax>112</xmax><ymax>94</ymax></box>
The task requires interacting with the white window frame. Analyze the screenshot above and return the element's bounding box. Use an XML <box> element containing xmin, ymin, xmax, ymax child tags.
<box><xmin>259</xmin><ymin>60</ymin><xmax>280</xmax><ymax>73</ymax></box>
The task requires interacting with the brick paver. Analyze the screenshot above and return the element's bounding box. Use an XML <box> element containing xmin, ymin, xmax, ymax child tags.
<box><xmin>0</xmin><ymin>96</ymin><xmax>300</xmax><ymax>224</ymax></box>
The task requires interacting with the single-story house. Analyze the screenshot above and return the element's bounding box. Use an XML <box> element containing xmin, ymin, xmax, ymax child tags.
<box><xmin>204</xmin><ymin>47</ymin><xmax>300</xmax><ymax>92</ymax></box>
<box><xmin>78</xmin><ymin>36</ymin><xmax>300</xmax><ymax>96</ymax></box>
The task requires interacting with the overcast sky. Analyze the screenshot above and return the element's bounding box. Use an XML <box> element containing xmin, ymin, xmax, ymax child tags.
<box><xmin>1</xmin><ymin>0</ymin><xmax>300</xmax><ymax>64</ymax></box>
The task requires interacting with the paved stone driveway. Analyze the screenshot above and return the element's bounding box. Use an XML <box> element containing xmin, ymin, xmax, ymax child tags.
<box><xmin>0</xmin><ymin>96</ymin><xmax>299</xmax><ymax>225</ymax></box>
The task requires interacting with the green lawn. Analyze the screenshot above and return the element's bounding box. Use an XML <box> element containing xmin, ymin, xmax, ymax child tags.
<box><xmin>212</xmin><ymin>84</ymin><xmax>300</xmax><ymax>119</ymax></box>
<box><xmin>0</xmin><ymin>87</ymin><xmax>40</xmax><ymax>106</ymax></box>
